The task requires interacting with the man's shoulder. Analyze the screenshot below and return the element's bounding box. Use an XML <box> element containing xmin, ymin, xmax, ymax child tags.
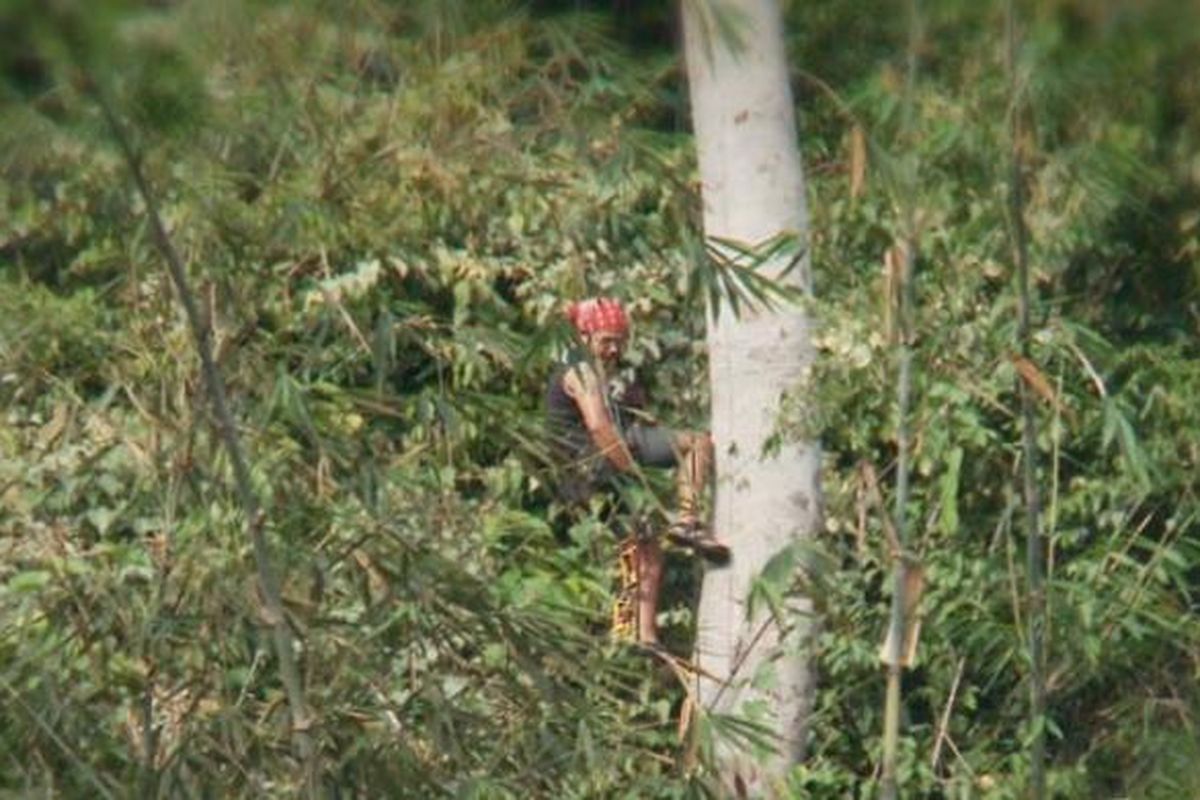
<box><xmin>546</xmin><ymin>350</ymin><xmax>592</xmax><ymax>407</ymax></box>
<box><xmin>549</xmin><ymin>349</ymin><xmax>594</xmax><ymax>383</ymax></box>
<box><xmin>561</xmin><ymin>360</ymin><xmax>603</xmax><ymax>401</ymax></box>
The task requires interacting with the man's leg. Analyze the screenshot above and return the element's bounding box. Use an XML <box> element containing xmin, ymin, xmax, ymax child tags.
<box><xmin>627</xmin><ymin>424</ymin><xmax>728</xmax><ymax>560</ymax></box>
<box><xmin>626</xmin><ymin>424</ymin><xmax>708</xmax><ymax>523</ymax></box>
<box><xmin>674</xmin><ymin>431</ymin><xmax>712</xmax><ymax>529</ymax></box>
<box><xmin>669</xmin><ymin>431</ymin><xmax>729</xmax><ymax>560</ymax></box>
<box><xmin>612</xmin><ymin>533</ymin><xmax>664</xmax><ymax>646</ymax></box>
<box><xmin>634</xmin><ymin>535</ymin><xmax>663</xmax><ymax>645</ymax></box>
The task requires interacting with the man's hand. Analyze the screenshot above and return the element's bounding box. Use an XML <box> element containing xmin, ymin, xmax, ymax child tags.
<box><xmin>562</xmin><ymin>362</ymin><xmax>636</xmax><ymax>472</ymax></box>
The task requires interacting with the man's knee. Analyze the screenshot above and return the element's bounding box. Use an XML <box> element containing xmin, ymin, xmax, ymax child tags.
<box><xmin>675</xmin><ymin>431</ymin><xmax>712</xmax><ymax>459</ymax></box>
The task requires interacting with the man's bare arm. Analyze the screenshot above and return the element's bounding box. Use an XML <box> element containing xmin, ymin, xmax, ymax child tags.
<box><xmin>562</xmin><ymin>363</ymin><xmax>636</xmax><ymax>472</ymax></box>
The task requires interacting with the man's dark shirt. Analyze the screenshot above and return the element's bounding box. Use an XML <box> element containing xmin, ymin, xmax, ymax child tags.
<box><xmin>544</xmin><ymin>350</ymin><xmax>645</xmax><ymax>503</ymax></box>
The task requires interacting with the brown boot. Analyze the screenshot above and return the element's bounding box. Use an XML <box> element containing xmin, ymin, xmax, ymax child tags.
<box><xmin>666</xmin><ymin>518</ymin><xmax>731</xmax><ymax>563</ymax></box>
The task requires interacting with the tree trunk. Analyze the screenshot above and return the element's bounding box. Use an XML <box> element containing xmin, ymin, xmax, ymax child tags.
<box><xmin>682</xmin><ymin>0</ymin><xmax>821</xmax><ymax>794</ymax></box>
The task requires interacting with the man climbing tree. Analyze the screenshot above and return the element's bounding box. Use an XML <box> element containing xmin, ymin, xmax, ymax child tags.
<box><xmin>546</xmin><ymin>296</ymin><xmax>729</xmax><ymax>646</ymax></box>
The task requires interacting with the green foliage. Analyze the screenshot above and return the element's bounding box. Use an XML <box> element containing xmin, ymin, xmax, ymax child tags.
<box><xmin>2</xmin><ymin>2</ymin><xmax>711</xmax><ymax>796</ymax></box>
<box><xmin>3</xmin><ymin>0</ymin><xmax>1199</xmax><ymax>797</ymax></box>
<box><xmin>786</xmin><ymin>0</ymin><xmax>1200</xmax><ymax>796</ymax></box>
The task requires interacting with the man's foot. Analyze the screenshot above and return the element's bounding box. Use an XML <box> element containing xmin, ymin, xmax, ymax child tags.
<box><xmin>666</xmin><ymin>520</ymin><xmax>731</xmax><ymax>563</ymax></box>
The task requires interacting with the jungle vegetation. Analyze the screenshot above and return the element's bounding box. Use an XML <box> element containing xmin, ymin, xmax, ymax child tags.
<box><xmin>2</xmin><ymin>0</ymin><xmax>1199</xmax><ymax>797</ymax></box>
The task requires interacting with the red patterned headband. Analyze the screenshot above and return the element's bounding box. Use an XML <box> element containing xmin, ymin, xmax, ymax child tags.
<box><xmin>565</xmin><ymin>297</ymin><xmax>629</xmax><ymax>335</ymax></box>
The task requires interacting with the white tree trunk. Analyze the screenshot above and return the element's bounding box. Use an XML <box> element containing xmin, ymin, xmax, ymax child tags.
<box><xmin>683</xmin><ymin>0</ymin><xmax>821</xmax><ymax>794</ymax></box>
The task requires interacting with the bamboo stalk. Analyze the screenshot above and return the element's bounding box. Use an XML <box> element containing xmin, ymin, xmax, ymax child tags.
<box><xmin>880</xmin><ymin>237</ymin><xmax>915</xmax><ymax>800</ymax></box>
<box><xmin>881</xmin><ymin>3</ymin><xmax>921</xmax><ymax>798</ymax></box>
<box><xmin>1005</xmin><ymin>3</ymin><xmax>1047</xmax><ymax>798</ymax></box>
<box><xmin>87</xmin><ymin>82</ymin><xmax>320</xmax><ymax>794</ymax></box>
<box><xmin>880</xmin><ymin>660</ymin><xmax>903</xmax><ymax>799</ymax></box>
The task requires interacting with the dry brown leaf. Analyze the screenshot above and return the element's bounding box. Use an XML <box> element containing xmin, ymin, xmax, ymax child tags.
<box><xmin>353</xmin><ymin>549</ymin><xmax>390</xmax><ymax>604</ymax></box>
<box><xmin>1011</xmin><ymin>355</ymin><xmax>1072</xmax><ymax>421</ymax></box>
<box><xmin>1011</xmin><ymin>355</ymin><xmax>1054</xmax><ymax>404</ymax></box>
<box><xmin>37</xmin><ymin>404</ymin><xmax>71</xmax><ymax>452</ymax></box>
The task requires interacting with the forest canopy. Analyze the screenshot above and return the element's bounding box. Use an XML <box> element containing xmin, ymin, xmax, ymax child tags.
<box><xmin>2</xmin><ymin>0</ymin><xmax>1198</xmax><ymax>797</ymax></box>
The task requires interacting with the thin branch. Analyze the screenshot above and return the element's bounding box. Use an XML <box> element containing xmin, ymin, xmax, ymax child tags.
<box><xmin>86</xmin><ymin>81</ymin><xmax>320</xmax><ymax>792</ymax></box>
<box><xmin>859</xmin><ymin>460</ymin><xmax>903</xmax><ymax>560</ymax></box>
<box><xmin>1064</xmin><ymin>340</ymin><xmax>1108</xmax><ymax>398</ymax></box>
<box><xmin>943</xmin><ymin>733</ymin><xmax>977</xmax><ymax>779</ymax></box>
<box><xmin>1006</xmin><ymin>3</ymin><xmax>1047</xmax><ymax>796</ymax></box>
<box><xmin>930</xmin><ymin>657</ymin><xmax>967</xmax><ymax>772</ymax></box>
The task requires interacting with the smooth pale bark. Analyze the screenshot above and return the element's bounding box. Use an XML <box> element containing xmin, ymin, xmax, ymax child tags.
<box><xmin>683</xmin><ymin>0</ymin><xmax>821</xmax><ymax>794</ymax></box>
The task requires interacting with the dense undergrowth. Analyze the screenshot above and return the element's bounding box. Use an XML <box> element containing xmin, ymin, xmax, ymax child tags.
<box><xmin>2</xmin><ymin>1</ymin><xmax>1198</xmax><ymax>797</ymax></box>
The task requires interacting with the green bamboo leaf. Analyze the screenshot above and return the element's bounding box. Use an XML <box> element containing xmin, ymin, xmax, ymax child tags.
<box><xmin>7</xmin><ymin>570</ymin><xmax>52</xmax><ymax>593</ymax></box>
<box><xmin>940</xmin><ymin>447</ymin><xmax>963</xmax><ymax>536</ymax></box>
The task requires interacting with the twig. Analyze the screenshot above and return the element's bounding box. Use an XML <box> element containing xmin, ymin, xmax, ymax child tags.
<box><xmin>859</xmin><ymin>461</ymin><xmax>903</xmax><ymax>560</ymax></box>
<box><xmin>1064</xmin><ymin>340</ymin><xmax>1108</xmax><ymax>398</ymax></box>
<box><xmin>930</xmin><ymin>657</ymin><xmax>966</xmax><ymax>772</ymax></box>
<box><xmin>86</xmin><ymin>81</ymin><xmax>320</xmax><ymax>792</ymax></box>
<box><xmin>1100</xmin><ymin>510</ymin><xmax>1190</xmax><ymax>642</ymax></box>
<box><xmin>704</xmin><ymin>614</ymin><xmax>782</xmax><ymax>712</ymax></box>
<box><xmin>943</xmin><ymin>733</ymin><xmax>976</xmax><ymax>779</ymax></box>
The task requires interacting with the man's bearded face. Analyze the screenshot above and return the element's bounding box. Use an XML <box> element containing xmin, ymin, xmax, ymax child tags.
<box><xmin>587</xmin><ymin>331</ymin><xmax>627</xmax><ymax>368</ymax></box>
